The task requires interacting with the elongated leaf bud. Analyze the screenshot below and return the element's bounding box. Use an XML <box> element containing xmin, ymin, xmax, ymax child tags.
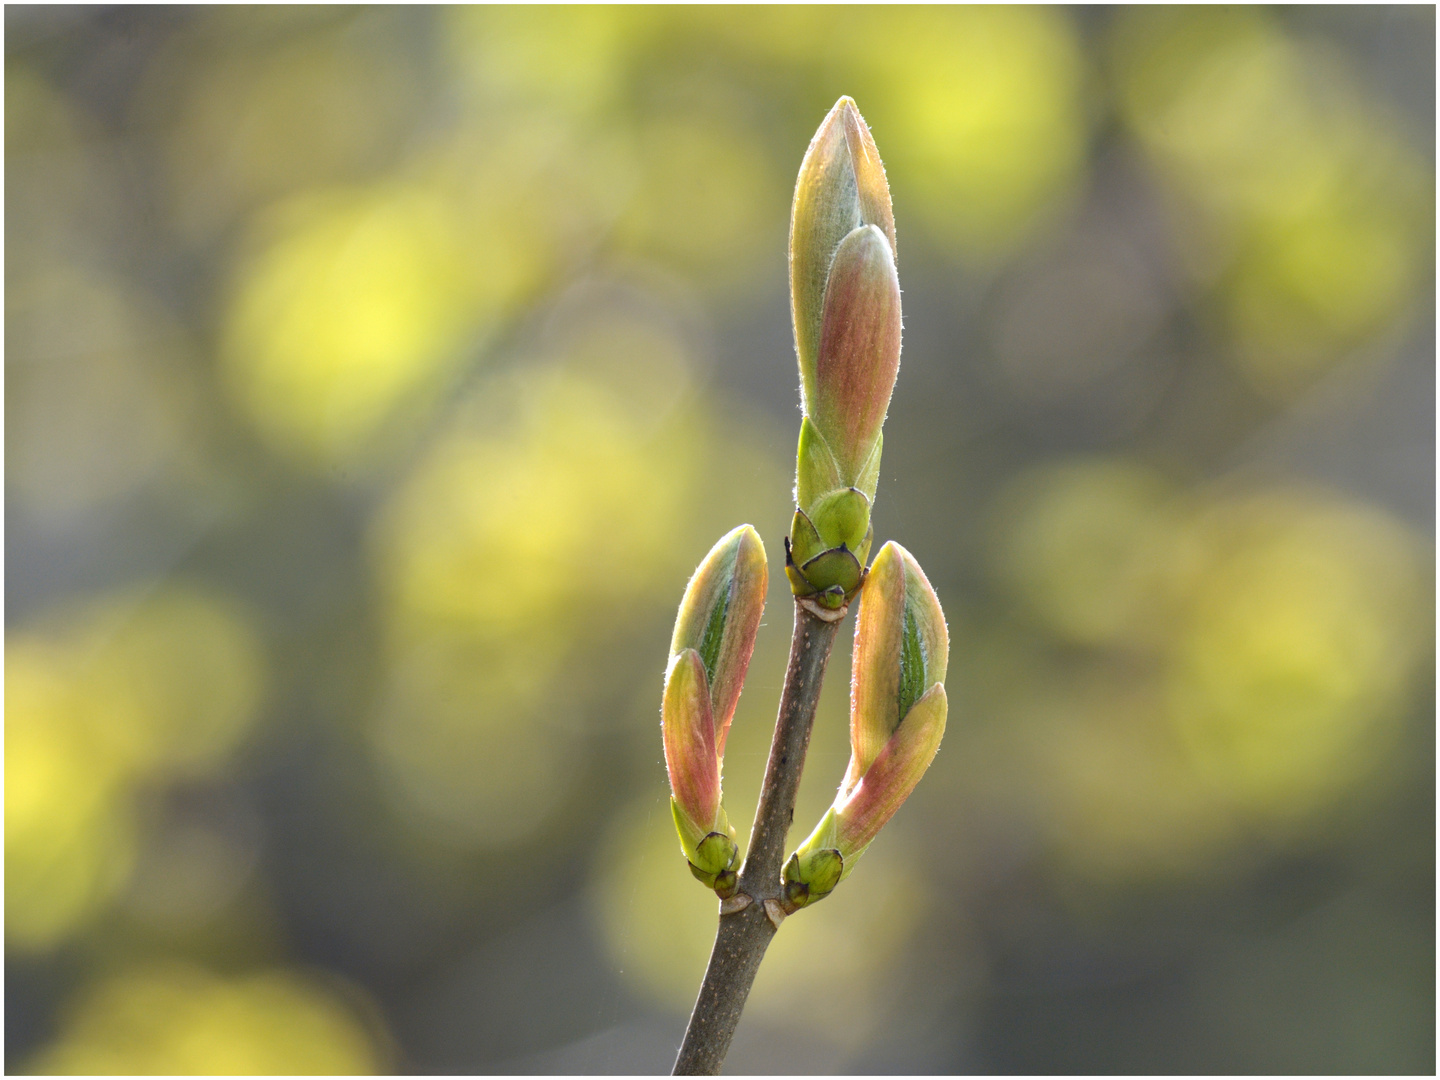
<box><xmin>662</xmin><ymin>526</ymin><xmax>768</xmax><ymax>894</ymax></box>
<box><xmin>787</xmin><ymin>97</ymin><xmax>901</xmax><ymax>604</ymax></box>
<box><xmin>785</xmin><ymin>542</ymin><xmax>948</xmax><ymax>903</ymax></box>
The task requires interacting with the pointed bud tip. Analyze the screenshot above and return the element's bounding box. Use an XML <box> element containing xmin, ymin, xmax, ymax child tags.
<box><xmin>816</xmin><ymin>95</ymin><xmax>860</xmax><ymax>138</ymax></box>
<box><xmin>870</xmin><ymin>539</ymin><xmax>904</xmax><ymax>578</ymax></box>
<box><xmin>732</xmin><ymin>523</ymin><xmax>766</xmax><ymax>571</ymax></box>
<box><xmin>838</xmin><ymin>101</ymin><xmax>896</xmax><ymax>257</ymax></box>
<box><xmin>726</xmin><ymin>521</ymin><xmax>762</xmax><ymax>547</ymax></box>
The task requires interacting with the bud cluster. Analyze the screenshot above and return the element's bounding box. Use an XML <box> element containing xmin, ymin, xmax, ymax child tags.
<box><xmin>660</xmin><ymin>100</ymin><xmax>947</xmax><ymax>923</ymax></box>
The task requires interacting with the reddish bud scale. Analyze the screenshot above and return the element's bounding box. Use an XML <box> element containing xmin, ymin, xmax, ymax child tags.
<box><xmin>663</xmin><ymin>650</ymin><xmax>720</xmax><ymax>832</ymax></box>
<box><xmin>835</xmin><ymin>683</ymin><xmax>947</xmax><ymax>854</ymax></box>
<box><xmin>813</xmin><ymin>226</ymin><xmax>902</xmax><ymax>481</ymax></box>
<box><xmin>787</xmin><ymin>97</ymin><xmax>902</xmax><ymax>604</ymax></box>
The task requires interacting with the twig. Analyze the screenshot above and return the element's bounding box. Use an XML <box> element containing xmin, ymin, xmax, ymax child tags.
<box><xmin>672</xmin><ymin>598</ymin><xmax>844</xmax><ymax>1075</ymax></box>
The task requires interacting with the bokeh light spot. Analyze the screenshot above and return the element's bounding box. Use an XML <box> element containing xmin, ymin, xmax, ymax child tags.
<box><xmin>860</xmin><ymin>6</ymin><xmax>1089</xmax><ymax>256</ymax></box>
<box><xmin>987</xmin><ymin>470</ymin><xmax>1430</xmax><ymax>880</ymax></box>
<box><xmin>5</xmin><ymin>642</ymin><xmax>138</xmax><ymax>950</ymax></box>
<box><xmin>222</xmin><ymin>186</ymin><xmax>489</xmax><ymax>469</ymax></box>
<box><xmin>989</xmin><ymin>459</ymin><xmax>1179</xmax><ymax>649</ymax></box>
<box><xmin>1167</xmin><ymin>493</ymin><xmax>1429</xmax><ymax>825</ymax></box>
<box><xmin>1114</xmin><ymin>7</ymin><xmax>1430</xmax><ymax>393</ymax></box>
<box><xmin>592</xmin><ymin>796</ymin><xmax>715</xmax><ymax>1008</ymax></box>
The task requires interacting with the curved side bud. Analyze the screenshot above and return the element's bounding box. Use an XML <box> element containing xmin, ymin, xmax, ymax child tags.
<box><xmin>848</xmin><ymin>542</ymin><xmax>907</xmax><ymax>784</ymax></box>
<box><xmin>847</xmin><ymin>541</ymin><xmax>948</xmax><ymax>791</ymax></box>
<box><xmin>785</xmin><ymin>542</ymin><xmax>949</xmax><ymax>904</ymax></box>
<box><xmin>663</xmin><ymin>526</ymin><xmax>767</xmax><ymax>895</ymax></box>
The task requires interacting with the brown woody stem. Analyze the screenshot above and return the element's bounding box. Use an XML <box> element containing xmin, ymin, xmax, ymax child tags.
<box><xmin>672</xmin><ymin>598</ymin><xmax>844</xmax><ymax>1075</ymax></box>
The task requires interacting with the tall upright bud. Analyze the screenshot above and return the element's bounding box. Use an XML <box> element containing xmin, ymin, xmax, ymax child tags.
<box><xmin>782</xmin><ymin>542</ymin><xmax>947</xmax><ymax>908</ymax></box>
<box><xmin>662</xmin><ymin>525</ymin><xmax>768</xmax><ymax>897</ymax></box>
<box><xmin>787</xmin><ymin>97</ymin><xmax>902</xmax><ymax>609</ymax></box>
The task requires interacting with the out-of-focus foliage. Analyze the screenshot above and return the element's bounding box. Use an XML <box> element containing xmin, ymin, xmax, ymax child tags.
<box><xmin>984</xmin><ymin>463</ymin><xmax>1429</xmax><ymax>882</ymax></box>
<box><xmin>28</xmin><ymin>964</ymin><xmax>384</xmax><ymax>1075</ymax></box>
<box><xmin>5</xmin><ymin>6</ymin><xmax>1433</xmax><ymax>1074</ymax></box>
<box><xmin>1113</xmin><ymin>7</ymin><xmax>1431</xmax><ymax>395</ymax></box>
<box><xmin>856</xmin><ymin>5</ymin><xmax>1090</xmax><ymax>255</ymax></box>
<box><xmin>367</xmin><ymin>312</ymin><xmax>752</xmax><ymax>845</ymax></box>
<box><xmin>7</xmin><ymin>585</ymin><xmax>266</xmax><ymax>950</ymax></box>
<box><xmin>7</xmin><ymin>269</ymin><xmax>203</xmax><ymax>521</ymax></box>
<box><xmin>140</xmin><ymin>13</ymin><xmax>424</xmax><ymax>242</ymax></box>
<box><xmin>222</xmin><ymin>185</ymin><xmax>492</xmax><ymax>468</ymax></box>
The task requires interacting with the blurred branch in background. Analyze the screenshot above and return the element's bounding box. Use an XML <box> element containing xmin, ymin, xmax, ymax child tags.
<box><xmin>5</xmin><ymin>6</ymin><xmax>1433</xmax><ymax>1074</ymax></box>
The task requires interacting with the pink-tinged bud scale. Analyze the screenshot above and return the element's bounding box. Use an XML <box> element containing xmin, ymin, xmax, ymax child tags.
<box><xmin>846</xmin><ymin>541</ymin><xmax>947</xmax><ymax>790</ymax></box>
<box><xmin>814</xmin><ymin>225</ymin><xmax>902</xmax><ymax>481</ymax></box>
<box><xmin>663</xmin><ymin>649</ymin><xmax>720</xmax><ymax>835</ymax></box>
<box><xmin>840</xmin><ymin>102</ymin><xmax>895</xmax><ymax>251</ymax></box>
<box><xmin>847</xmin><ymin>542</ymin><xmax>906</xmax><ymax>787</ymax></box>
<box><xmin>834</xmin><ymin>683</ymin><xmax>947</xmax><ymax>855</ymax></box>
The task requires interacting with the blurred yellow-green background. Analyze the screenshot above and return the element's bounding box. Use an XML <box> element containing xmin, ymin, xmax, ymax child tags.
<box><xmin>6</xmin><ymin>6</ymin><xmax>1434</xmax><ymax>1073</ymax></box>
